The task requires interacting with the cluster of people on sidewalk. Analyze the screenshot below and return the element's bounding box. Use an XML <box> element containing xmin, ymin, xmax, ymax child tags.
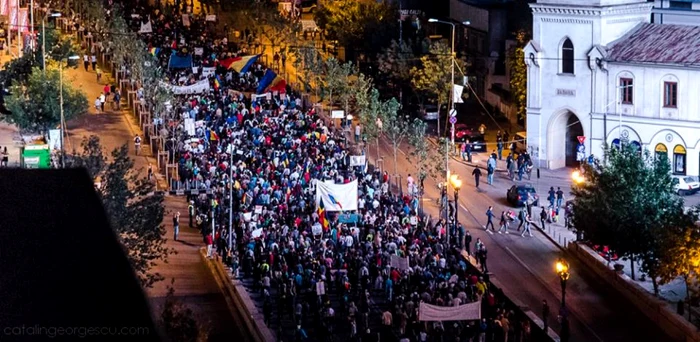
<box><xmin>85</xmin><ymin>1</ymin><xmax>545</xmax><ymax>341</ymax></box>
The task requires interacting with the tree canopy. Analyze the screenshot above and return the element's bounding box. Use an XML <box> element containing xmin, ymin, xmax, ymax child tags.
<box><xmin>572</xmin><ymin>143</ymin><xmax>688</xmax><ymax>293</ymax></box>
<box><xmin>69</xmin><ymin>136</ymin><xmax>173</xmax><ymax>288</ymax></box>
<box><xmin>4</xmin><ymin>66</ymin><xmax>87</xmax><ymax>132</ymax></box>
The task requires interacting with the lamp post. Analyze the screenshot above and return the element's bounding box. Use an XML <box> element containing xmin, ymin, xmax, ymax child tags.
<box><xmin>555</xmin><ymin>258</ymin><xmax>571</xmax><ymax>308</ymax></box>
<box><xmin>228</xmin><ymin>162</ymin><xmax>234</xmax><ymax>250</ymax></box>
<box><xmin>43</xmin><ymin>12</ymin><xmax>62</xmax><ymax>71</ymax></box>
<box><xmin>450</xmin><ymin>174</ymin><xmax>462</xmax><ymax>226</ymax></box>
<box><xmin>59</xmin><ymin>55</ymin><xmax>80</xmax><ymax>168</ymax></box>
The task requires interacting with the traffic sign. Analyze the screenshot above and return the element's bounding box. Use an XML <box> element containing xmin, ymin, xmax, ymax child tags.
<box><xmin>577</xmin><ymin>136</ymin><xmax>586</xmax><ymax>144</ymax></box>
<box><xmin>449</xmin><ymin>116</ymin><xmax>457</xmax><ymax>124</ymax></box>
<box><xmin>449</xmin><ymin>109</ymin><xmax>457</xmax><ymax>117</ymax></box>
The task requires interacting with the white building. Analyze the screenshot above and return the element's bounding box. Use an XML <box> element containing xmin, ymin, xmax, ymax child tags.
<box><xmin>524</xmin><ymin>0</ymin><xmax>700</xmax><ymax>177</ymax></box>
<box><xmin>652</xmin><ymin>0</ymin><xmax>700</xmax><ymax>25</ymax></box>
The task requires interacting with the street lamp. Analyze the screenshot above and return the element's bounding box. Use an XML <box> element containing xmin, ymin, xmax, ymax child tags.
<box><xmin>43</xmin><ymin>12</ymin><xmax>62</xmax><ymax>71</ymax></box>
<box><xmin>571</xmin><ymin>170</ymin><xmax>585</xmax><ymax>184</ymax></box>
<box><xmin>555</xmin><ymin>258</ymin><xmax>571</xmax><ymax>308</ymax></box>
<box><xmin>59</xmin><ymin>54</ymin><xmax>80</xmax><ymax>168</ymax></box>
<box><xmin>450</xmin><ymin>174</ymin><xmax>462</xmax><ymax>227</ymax></box>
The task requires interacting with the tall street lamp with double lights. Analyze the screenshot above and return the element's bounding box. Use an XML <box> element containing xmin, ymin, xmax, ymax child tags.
<box><xmin>555</xmin><ymin>258</ymin><xmax>571</xmax><ymax>308</ymax></box>
<box><xmin>428</xmin><ymin>18</ymin><xmax>470</xmax><ymax>230</ymax></box>
<box><xmin>59</xmin><ymin>54</ymin><xmax>80</xmax><ymax>168</ymax></box>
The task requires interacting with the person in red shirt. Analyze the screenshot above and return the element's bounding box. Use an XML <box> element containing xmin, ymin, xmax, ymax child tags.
<box><xmin>205</xmin><ymin>233</ymin><xmax>213</xmax><ymax>258</ymax></box>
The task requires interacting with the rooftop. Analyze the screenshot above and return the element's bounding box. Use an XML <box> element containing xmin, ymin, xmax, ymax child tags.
<box><xmin>606</xmin><ymin>23</ymin><xmax>700</xmax><ymax>66</ymax></box>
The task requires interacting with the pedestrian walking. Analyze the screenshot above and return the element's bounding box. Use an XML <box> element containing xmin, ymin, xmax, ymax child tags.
<box><xmin>521</xmin><ymin>212</ymin><xmax>533</xmax><ymax>237</ymax></box>
<box><xmin>96</xmin><ymin>67</ymin><xmax>102</xmax><ymax>83</ymax></box>
<box><xmin>355</xmin><ymin>123</ymin><xmax>361</xmax><ymax>143</ymax></box>
<box><xmin>472</xmin><ymin>167</ymin><xmax>482</xmax><ymax>188</ymax></box>
<box><xmin>516</xmin><ymin>207</ymin><xmax>526</xmax><ymax>231</ymax></box>
<box><xmin>83</xmin><ymin>54</ymin><xmax>89</xmax><ymax>71</ymax></box>
<box><xmin>556</xmin><ymin>187</ymin><xmax>565</xmax><ymax>209</ymax></box>
<box><xmin>113</xmin><ymin>91</ymin><xmax>121</xmax><ymax>110</ymax></box>
<box><xmin>465</xmin><ymin>230</ymin><xmax>473</xmax><ymax>256</ymax></box>
<box><xmin>134</xmin><ymin>134</ymin><xmax>142</xmax><ymax>155</ymax></box>
<box><xmin>94</xmin><ymin>97</ymin><xmax>101</xmax><ymax>112</ymax></box>
<box><xmin>147</xmin><ymin>163</ymin><xmax>154</xmax><ymax>181</ymax></box>
<box><xmin>487</xmin><ymin>156</ymin><xmax>496</xmax><ymax>185</ymax></box>
<box><xmin>188</xmin><ymin>200</ymin><xmax>195</xmax><ymax>228</ymax></box>
<box><xmin>99</xmin><ymin>93</ymin><xmax>106</xmax><ymax>112</ymax></box>
<box><xmin>497</xmin><ymin>137</ymin><xmax>504</xmax><ymax>160</ymax></box>
<box><xmin>205</xmin><ymin>232</ymin><xmax>213</xmax><ymax>257</ymax></box>
<box><xmin>485</xmin><ymin>206</ymin><xmax>495</xmax><ymax>231</ymax></box>
<box><xmin>540</xmin><ymin>206</ymin><xmax>547</xmax><ymax>230</ymax></box>
<box><xmin>465</xmin><ymin>140</ymin><xmax>473</xmax><ymax>162</ymax></box>
<box><xmin>477</xmin><ymin>245</ymin><xmax>488</xmax><ymax>273</ymax></box>
<box><xmin>548</xmin><ymin>187</ymin><xmax>556</xmax><ymax>209</ymax></box>
<box><xmin>498</xmin><ymin>211</ymin><xmax>509</xmax><ymax>234</ymax></box>
<box><xmin>91</xmin><ymin>54</ymin><xmax>97</xmax><ymax>71</ymax></box>
<box><xmin>173</xmin><ymin>212</ymin><xmax>180</xmax><ymax>241</ymax></box>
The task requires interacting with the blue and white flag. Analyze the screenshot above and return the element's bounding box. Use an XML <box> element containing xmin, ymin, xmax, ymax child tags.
<box><xmin>315</xmin><ymin>180</ymin><xmax>358</xmax><ymax>212</ymax></box>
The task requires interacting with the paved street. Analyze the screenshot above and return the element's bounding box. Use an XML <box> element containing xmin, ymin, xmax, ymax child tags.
<box><xmin>59</xmin><ymin>53</ymin><xmax>242</xmax><ymax>340</ymax></box>
<box><xmin>364</xmin><ymin>132</ymin><xmax>669</xmax><ymax>342</ymax></box>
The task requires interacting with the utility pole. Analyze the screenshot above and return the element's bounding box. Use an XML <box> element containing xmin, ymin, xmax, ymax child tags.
<box><xmin>228</xmin><ymin>163</ymin><xmax>234</xmax><ymax>250</ymax></box>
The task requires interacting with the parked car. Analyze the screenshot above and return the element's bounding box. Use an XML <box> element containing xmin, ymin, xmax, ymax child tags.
<box><xmin>454</xmin><ymin>123</ymin><xmax>474</xmax><ymax>141</ymax></box>
<box><xmin>466</xmin><ymin>134</ymin><xmax>486</xmax><ymax>152</ymax></box>
<box><xmin>507</xmin><ymin>184</ymin><xmax>539</xmax><ymax>207</ymax></box>
<box><xmin>421</xmin><ymin>104</ymin><xmax>440</xmax><ymax>121</ymax></box>
<box><xmin>672</xmin><ymin>176</ymin><xmax>700</xmax><ymax>195</ymax></box>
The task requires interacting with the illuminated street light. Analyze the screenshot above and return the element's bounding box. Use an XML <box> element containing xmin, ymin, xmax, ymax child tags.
<box><xmin>571</xmin><ymin>170</ymin><xmax>585</xmax><ymax>184</ymax></box>
<box><xmin>555</xmin><ymin>258</ymin><xmax>571</xmax><ymax>308</ymax></box>
<box><xmin>449</xmin><ymin>174</ymin><xmax>462</xmax><ymax>244</ymax></box>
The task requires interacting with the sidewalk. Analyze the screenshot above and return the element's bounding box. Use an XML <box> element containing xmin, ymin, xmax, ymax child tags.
<box><xmin>59</xmin><ymin>32</ymin><xmax>241</xmax><ymax>339</ymax></box>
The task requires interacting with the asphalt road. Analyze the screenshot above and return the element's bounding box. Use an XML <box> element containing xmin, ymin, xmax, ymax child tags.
<box><xmin>369</xmin><ymin>135</ymin><xmax>671</xmax><ymax>342</ymax></box>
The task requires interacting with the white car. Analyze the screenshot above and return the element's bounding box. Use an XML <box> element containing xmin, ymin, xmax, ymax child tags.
<box><xmin>673</xmin><ymin>176</ymin><xmax>700</xmax><ymax>195</ymax></box>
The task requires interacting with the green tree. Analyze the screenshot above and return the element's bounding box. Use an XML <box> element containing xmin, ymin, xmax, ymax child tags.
<box><xmin>379</xmin><ymin>97</ymin><xmax>407</xmax><ymax>177</ymax></box>
<box><xmin>290</xmin><ymin>42</ymin><xmax>324</xmax><ymax>94</ymax></box>
<box><xmin>70</xmin><ymin>137</ymin><xmax>173</xmax><ymax>288</ymax></box>
<box><xmin>572</xmin><ymin>143</ymin><xmax>683</xmax><ymax>292</ymax></box>
<box><xmin>314</xmin><ymin>0</ymin><xmax>398</xmax><ymax>55</ymax></box>
<box><xmin>377</xmin><ymin>39</ymin><xmax>416</xmax><ymax>100</ymax></box>
<box><xmin>4</xmin><ymin>66</ymin><xmax>88</xmax><ymax>132</ymax></box>
<box><xmin>357</xmin><ymin>88</ymin><xmax>381</xmax><ymax>159</ymax></box>
<box><xmin>0</xmin><ymin>54</ymin><xmax>36</xmax><ymax>88</ymax></box>
<box><xmin>322</xmin><ymin>57</ymin><xmax>352</xmax><ymax>110</ymax></box>
<box><xmin>410</xmin><ymin>41</ymin><xmax>467</xmax><ymax>135</ymax></box>
<box><xmin>160</xmin><ymin>280</ymin><xmax>208</xmax><ymax>342</ymax></box>
<box><xmin>658</xmin><ymin>215</ymin><xmax>700</xmax><ymax>305</ymax></box>
<box><xmin>507</xmin><ymin>30</ymin><xmax>529</xmax><ymax>121</ymax></box>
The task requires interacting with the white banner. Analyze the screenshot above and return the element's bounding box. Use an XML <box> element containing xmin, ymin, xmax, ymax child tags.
<box><xmin>194</xmin><ymin>47</ymin><xmax>204</xmax><ymax>56</ymax></box>
<box><xmin>201</xmin><ymin>66</ymin><xmax>215</xmax><ymax>78</ymax></box>
<box><xmin>418</xmin><ymin>302</ymin><xmax>481</xmax><ymax>322</ymax></box>
<box><xmin>206</xmin><ymin>14</ymin><xmax>217</xmax><ymax>22</ymax></box>
<box><xmin>184</xmin><ymin>118</ymin><xmax>195</xmax><ymax>136</ymax></box>
<box><xmin>390</xmin><ymin>255</ymin><xmax>409</xmax><ymax>270</ymax></box>
<box><xmin>349</xmin><ymin>155</ymin><xmax>366</xmax><ymax>167</ymax></box>
<box><xmin>331</xmin><ymin>110</ymin><xmax>344</xmax><ymax>119</ymax></box>
<box><xmin>139</xmin><ymin>21</ymin><xmax>152</xmax><ymax>33</ymax></box>
<box><xmin>171</xmin><ymin>80</ymin><xmax>210</xmax><ymax>95</ymax></box>
<box><xmin>453</xmin><ymin>84</ymin><xmax>464</xmax><ymax>104</ymax></box>
<box><xmin>48</xmin><ymin>129</ymin><xmax>61</xmax><ymax>150</ymax></box>
<box><xmin>315</xmin><ymin>180</ymin><xmax>358</xmax><ymax>212</ymax></box>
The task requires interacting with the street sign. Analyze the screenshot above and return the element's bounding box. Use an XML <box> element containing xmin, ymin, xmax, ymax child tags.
<box><xmin>449</xmin><ymin>116</ymin><xmax>457</xmax><ymax>124</ymax></box>
<box><xmin>577</xmin><ymin>136</ymin><xmax>586</xmax><ymax>144</ymax></box>
<box><xmin>449</xmin><ymin>109</ymin><xmax>457</xmax><ymax>117</ymax></box>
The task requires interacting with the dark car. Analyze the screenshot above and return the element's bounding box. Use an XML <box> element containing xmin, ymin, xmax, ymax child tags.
<box><xmin>464</xmin><ymin>134</ymin><xmax>486</xmax><ymax>152</ymax></box>
<box><xmin>507</xmin><ymin>184</ymin><xmax>539</xmax><ymax>207</ymax></box>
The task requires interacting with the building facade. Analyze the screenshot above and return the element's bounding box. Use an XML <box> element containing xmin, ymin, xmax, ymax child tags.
<box><xmin>524</xmin><ymin>0</ymin><xmax>700</xmax><ymax>177</ymax></box>
<box><xmin>652</xmin><ymin>0</ymin><xmax>700</xmax><ymax>25</ymax></box>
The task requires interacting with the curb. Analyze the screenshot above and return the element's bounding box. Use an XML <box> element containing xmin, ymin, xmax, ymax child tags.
<box><xmin>198</xmin><ymin>248</ymin><xmax>275</xmax><ymax>341</ymax></box>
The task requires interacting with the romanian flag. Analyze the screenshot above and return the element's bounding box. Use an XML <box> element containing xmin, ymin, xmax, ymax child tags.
<box><xmin>256</xmin><ymin>69</ymin><xmax>286</xmax><ymax>94</ymax></box>
<box><xmin>214</xmin><ymin>75</ymin><xmax>222</xmax><ymax>90</ymax></box>
<box><xmin>149</xmin><ymin>47</ymin><xmax>160</xmax><ymax>56</ymax></box>
<box><xmin>219</xmin><ymin>55</ymin><xmax>260</xmax><ymax>74</ymax></box>
<box><xmin>318</xmin><ymin>199</ymin><xmax>329</xmax><ymax>231</ymax></box>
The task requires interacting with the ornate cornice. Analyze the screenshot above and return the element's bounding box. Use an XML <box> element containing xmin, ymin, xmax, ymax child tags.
<box><xmin>531</xmin><ymin>3</ymin><xmax>653</xmax><ymax>16</ymax></box>
<box><xmin>606</xmin><ymin>17</ymin><xmax>645</xmax><ymax>24</ymax></box>
<box><xmin>542</xmin><ymin>18</ymin><xmax>593</xmax><ymax>24</ymax></box>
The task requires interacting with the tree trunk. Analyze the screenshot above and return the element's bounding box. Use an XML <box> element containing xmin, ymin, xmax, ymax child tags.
<box><xmin>630</xmin><ymin>256</ymin><xmax>636</xmax><ymax>280</ymax></box>
<box><xmin>436</xmin><ymin>101</ymin><xmax>441</xmax><ymax>136</ymax></box>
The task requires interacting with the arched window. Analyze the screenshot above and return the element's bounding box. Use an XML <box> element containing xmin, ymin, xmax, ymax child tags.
<box><xmin>673</xmin><ymin>145</ymin><xmax>686</xmax><ymax>175</ymax></box>
<box><xmin>655</xmin><ymin>143</ymin><xmax>668</xmax><ymax>160</ymax></box>
<box><xmin>561</xmin><ymin>38</ymin><xmax>574</xmax><ymax>74</ymax></box>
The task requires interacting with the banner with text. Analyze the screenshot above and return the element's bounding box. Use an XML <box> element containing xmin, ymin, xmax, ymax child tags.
<box><xmin>418</xmin><ymin>302</ymin><xmax>481</xmax><ymax>322</ymax></box>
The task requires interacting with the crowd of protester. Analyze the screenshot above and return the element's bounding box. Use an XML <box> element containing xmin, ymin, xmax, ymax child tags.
<box><xmin>76</xmin><ymin>1</ymin><xmax>548</xmax><ymax>341</ymax></box>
